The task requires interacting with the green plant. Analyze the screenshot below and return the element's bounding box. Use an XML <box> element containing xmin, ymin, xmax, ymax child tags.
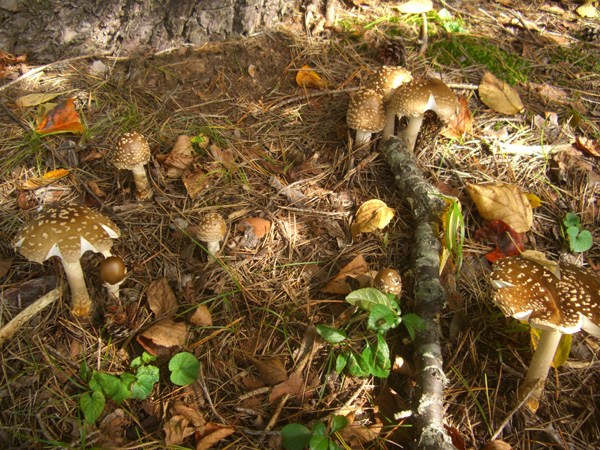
<box><xmin>281</xmin><ymin>415</ymin><xmax>348</xmax><ymax>450</ymax></box>
<box><xmin>317</xmin><ymin>288</ymin><xmax>425</xmax><ymax>379</ymax></box>
<box><xmin>562</xmin><ymin>213</ymin><xmax>593</xmax><ymax>253</ymax></box>
<box><xmin>79</xmin><ymin>351</ymin><xmax>199</xmax><ymax>424</ymax></box>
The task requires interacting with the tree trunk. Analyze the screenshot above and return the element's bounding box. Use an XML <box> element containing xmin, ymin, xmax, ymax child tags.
<box><xmin>0</xmin><ymin>0</ymin><xmax>295</xmax><ymax>62</ymax></box>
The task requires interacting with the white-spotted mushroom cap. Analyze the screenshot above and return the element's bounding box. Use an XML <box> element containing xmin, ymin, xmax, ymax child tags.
<box><xmin>196</xmin><ymin>212</ymin><xmax>227</xmax><ymax>255</ymax></box>
<box><xmin>12</xmin><ymin>203</ymin><xmax>121</xmax><ymax>317</ymax></box>
<box><xmin>347</xmin><ymin>88</ymin><xmax>387</xmax><ymax>148</ymax></box>
<box><xmin>490</xmin><ymin>257</ymin><xmax>600</xmax><ymax>335</ymax></box>
<box><xmin>114</xmin><ymin>132</ymin><xmax>152</xmax><ymax>197</ymax></box>
<box><xmin>365</xmin><ymin>66</ymin><xmax>413</xmax><ymax>102</ymax></box>
<box><xmin>374</xmin><ymin>268</ymin><xmax>402</xmax><ymax>296</ymax></box>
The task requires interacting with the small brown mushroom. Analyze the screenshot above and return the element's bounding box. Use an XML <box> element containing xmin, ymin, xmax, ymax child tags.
<box><xmin>12</xmin><ymin>204</ymin><xmax>121</xmax><ymax>317</ymax></box>
<box><xmin>196</xmin><ymin>212</ymin><xmax>226</xmax><ymax>255</ymax></box>
<box><xmin>114</xmin><ymin>131</ymin><xmax>152</xmax><ymax>199</ymax></box>
<box><xmin>374</xmin><ymin>268</ymin><xmax>402</xmax><ymax>296</ymax></box>
<box><xmin>100</xmin><ymin>256</ymin><xmax>127</xmax><ymax>299</ymax></box>
<box><xmin>490</xmin><ymin>256</ymin><xmax>600</xmax><ymax>412</ymax></box>
<box><xmin>346</xmin><ymin>89</ymin><xmax>387</xmax><ymax>149</ymax></box>
<box><xmin>365</xmin><ymin>66</ymin><xmax>413</xmax><ymax>102</ymax></box>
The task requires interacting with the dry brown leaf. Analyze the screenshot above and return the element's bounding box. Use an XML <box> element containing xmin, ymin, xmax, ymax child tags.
<box><xmin>98</xmin><ymin>409</ymin><xmax>130</xmax><ymax>448</ymax></box>
<box><xmin>182</xmin><ymin>164</ymin><xmax>216</xmax><ymax>198</ymax></box>
<box><xmin>15</xmin><ymin>93</ymin><xmax>60</xmax><ymax>107</ymax></box>
<box><xmin>479</xmin><ymin>71</ymin><xmax>524</xmax><ymax>115</ymax></box>
<box><xmin>164</xmin><ymin>415</ymin><xmax>196</xmax><ymax>446</ymax></box>
<box><xmin>164</xmin><ymin>135</ymin><xmax>195</xmax><ymax>178</ymax></box>
<box><xmin>351</xmin><ymin>199</ymin><xmax>395</xmax><ymax>238</ymax></box>
<box><xmin>482</xmin><ymin>440</ymin><xmax>513</xmax><ymax>450</ymax></box>
<box><xmin>337</xmin><ymin>423</ymin><xmax>383</xmax><ymax>449</ymax></box>
<box><xmin>0</xmin><ymin>257</ymin><xmax>13</xmax><ymax>279</ymax></box>
<box><xmin>442</xmin><ymin>96</ymin><xmax>472</xmax><ymax>139</ymax></box>
<box><xmin>247</xmin><ymin>355</ymin><xmax>288</xmax><ymax>386</ymax></box>
<box><xmin>136</xmin><ymin>318</ymin><xmax>187</xmax><ymax>356</ymax></box>
<box><xmin>146</xmin><ymin>278</ymin><xmax>178</xmax><ymax>319</ymax></box>
<box><xmin>575</xmin><ymin>136</ymin><xmax>600</xmax><ymax>157</ymax></box>
<box><xmin>530</xmin><ymin>82</ymin><xmax>568</xmax><ymax>104</ymax></box>
<box><xmin>269</xmin><ymin>371</ymin><xmax>315</xmax><ymax>402</ymax></box>
<box><xmin>296</xmin><ymin>65</ymin><xmax>329</xmax><ymax>90</ymax></box>
<box><xmin>322</xmin><ymin>254</ymin><xmax>369</xmax><ymax>294</ymax></box>
<box><xmin>190</xmin><ymin>304</ymin><xmax>213</xmax><ymax>327</ymax></box>
<box><xmin>210</xmin><ymin>145</ymin><xmax>235</xmax><ymax>170</ymax></box>
<box><xmin>172</xmin><ymin>401</ymin><xmax>206</xmax><ymax>428</ymax></box>
<box><xmin>85</xmin><ymin>181</ymin><xmax>107</xmax><ymax>207</ymax></box>
<box><xmin>466</xmin><ymin>183</ymin><xmax>532</xmax><ymax>232</ymax></box>
<box><xmin>195</xmin><ymin>423</ymin><xmax>236</xmax><ymax>450</ymax></box>
<box><xmin>19</xmin><ymin>169</ymin><xmax>69</xmax><ymax>190</ymax></box>
<box><xmin>236</xmin><ymin>217</ymin><xmax>271</xmax><ymax>239</ymax></box>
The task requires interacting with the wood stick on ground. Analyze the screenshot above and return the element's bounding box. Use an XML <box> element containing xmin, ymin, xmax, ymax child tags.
<box><xmin>0</xmin><ymin>286</ymin><xmax>65</xmax><ymax>346</ymax></box>
<box><xmin>382</xmin><ymin>136</ymin><xmax>457</xmax><ymax>450</ymax></box>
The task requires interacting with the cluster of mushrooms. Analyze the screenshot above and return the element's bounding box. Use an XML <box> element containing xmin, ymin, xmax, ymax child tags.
<box><xmin>11</xmin><ymin>132</ymin><xmax>227</xmax><ymax>318</ymax></box>
<box><xmin>346</xmin><ymin>66</ymin><xmax>459</xmax><ymax>151</ymax></box>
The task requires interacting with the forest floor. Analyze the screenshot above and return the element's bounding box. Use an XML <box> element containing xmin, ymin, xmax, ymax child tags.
<box><xmin>1</xmin><ymin>0</ymin><xmax>600</xmax><ymax>449</ymax></box>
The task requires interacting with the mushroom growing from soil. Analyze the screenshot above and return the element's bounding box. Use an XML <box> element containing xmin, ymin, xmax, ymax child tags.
<box><xmin>114</xmin><ymin>131</ymin><xmax>152</xmax><ymax>199</ymax></box>
<box><xmin>490</xmin><ymin>256</ymin><xmax>600</xmax><ymax>412</ymax></box>
<box><xmin>100</xmin><ymin>255</ymin><xmax>127</xmax><ymax>299</ymax></box>
<box><xmin>382</xmin><ymin>78</ymin><xmax>459</xmax><ymax>151</ymax></box>
<box><xmin>365</xmin><ymin>66</ymin><xmax>413</xmax><ymax>102</ymax></box>
<box><xmin>374</xmin><ymin>268</ymin><xmax>402</xmax><ymax>296</ymax></box>
<box><xmin>196</xmin><ymin>212</ymin><xmax>227</xmax><ymax>255</ymax></box>
<box><xmin>12</xmin><ymin>204</ymin><xmax>121</xmax><ymax>317</ymax></box>
<box><xmin>347</xmin><ymin>88</ymin><xmax>387</xmax><ymax>149</ymax></box>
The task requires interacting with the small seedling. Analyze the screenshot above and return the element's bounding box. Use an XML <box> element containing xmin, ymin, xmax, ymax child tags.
<box><xmin>281</xmin><ymin>415</ymin><xmax>348</xmax><ymax>450</ymax></box>
<box><xmin>563</xmin><ymin>213</ymin><xmax>593</xmax><ymax>253</ymax></box>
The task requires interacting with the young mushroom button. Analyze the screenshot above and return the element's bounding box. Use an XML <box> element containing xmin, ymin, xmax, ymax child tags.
<box><xmin>346</xmin><ymin>89</ymin><xmax>387</xmax><ymax>149</ymax></box>
<box><xmin>374</xmin><ymin>268</ymin><xmax>402</xmax><ymax>296</ymax></box>
<box><xmin>490</xmin><ymin>256</ymin><xmax>600</xmax><ymax>412</ymax></box>
<box><xmin>196</xmin><ymin>213</ymin><xmax>227</xmax><ymax>255</ymax></box>
<box><xmin>382</xmin><ymin>78</ymin><xmax>459</xmax><ymax>150</ymax></box>
<box><xmin>12</xmin><ymin>204</ymin><xmax>121</xmax><ymax>318</ymax></box>
<box><xmin>114</xmin><ymin>131</ymin><xmax>152</xmax><ymax>199</ymax></box>
<box><xmin>100</xmin><ymin>255</ymin><xmax>127</xmax><ymax>299</ymax></box>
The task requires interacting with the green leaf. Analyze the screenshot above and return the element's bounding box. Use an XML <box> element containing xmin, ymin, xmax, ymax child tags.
<box><xmin>367</xmin><ymin>304</ymin><xmax>397</xmax><ymax>333</ymax></box>
<box><xmin>361</xmin><ymin>334</ymin><xmax>390</xmax><ymax>378</ymax></box>
<box><xmin>311</xmin><ymin>421</ymin><xmax>327</xmax><ymax>436</ymax></box>
<box><xmin>346</xmin><ymin>351</ymin><xmax>371</xmax><ymax>378</ymax></box>
<box><xmin>401</xmin><ymin>313</ymin><xmax>426</xmax><ymax>341</ymax></box>
<box><xmin>80</xmin><ymin>391</ymin><xmax>105</xmax><ymax>424</ymax></box>
<box><xmin>570</xmin><ymin>229</ymin><xmax>593</xmax><ymax>253</ymax></box>
<box><xmin>130</xmin><ymin>365</ymin><xmax>160</xmax><ymax>399</ymax></box>
<box><xmin>564</xmin><ymin>213</ymin><xmax>580</xmax><ymax>228</ymax></box>
<box><xmin>328</xmin><ymin>442</ymin><xmax>343</xmax><ymax>450</ymax></box>
<box><xmin>346</xmin><ymin>287</ymin><xmax>393</xmax><ymax>312</ymax></box>
<box><xmin>316</xmin><ymin>325</ymin><xmax>347</xmax><ymax>343</ymax></box>
<box><xmin>335</xmin><ymin>353</ymin><xmax>349</xmax><ymax>373</ymax></box>
<box><xmin>142</xmin><ymin>352</ymin><xmax>156</xmax><ymax>364</ymax></box>
<box><xmin>310</xmin><ymin>434</ymin><xmax>329</xmax><ymax>450</ymax></box>
<box><xmin>281</xmin><ymin>423</ymin><xmax>312</xmax><ymax>450</ymax></box>
<box><xmin>130</xmin><ymin>356</ymin><xmax>143</xmax><ymax>369</ymax></box>
<box><xmin>330</xmin><ymin>415</ymin><xmax>348</xmax><ymax>434</ymax></box>
<box><xmin>169</xmin><ymin>352</ymin><xmax>200</xmax><ymax>386</ymax></box>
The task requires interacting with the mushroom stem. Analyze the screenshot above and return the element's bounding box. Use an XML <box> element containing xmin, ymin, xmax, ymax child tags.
<box><xmin>61</xmin><ymin>259</ymin><xmax>92</xmax><ymax>317</ymax></box>
<box><xmin>517</xmin><ymin>328</ymin><xmax>562</xmax><ymax>412</ymax></box>
<box><xmin>418</xmin><ymin>12</ymin><xmax>428</xmax><ymax>55</ymax></box>
<box><xmin>354</xmin><ymin>130</ymin><xmax>373</xmax><ymax>148</ymax></box>
<box><xmin>206</xmin><ymin>241</ymin><xmax>220</xmax><ymax>255</ymax></box>
<box><xmin>403</xmin><ymin>114</ymin><xmax>426</xmax><ymax>152</ymax></box>
<box><xmin>131</xmin><ymin>164</ymin><xmax>151</xmax><ymax>198</ymax></box>
<box><xmin>382</xmin><ymin>113</ymin><xmax>397</xmax><ymax>143</ymax></box>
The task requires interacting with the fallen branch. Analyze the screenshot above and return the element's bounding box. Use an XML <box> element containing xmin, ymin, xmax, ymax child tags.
<box><xmin>0</xmin><ymin>286</ymin><xmax>65</xmax><ymax>346</ymax></box>
<box><xmin>382</xmin><ymin>136</ymin><xmax>457</xmax><ymax>450</ymax></box>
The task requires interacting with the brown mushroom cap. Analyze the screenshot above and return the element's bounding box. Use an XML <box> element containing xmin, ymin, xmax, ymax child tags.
<box><xmin>490</xmin><ymin>257</ymin><xmax>600</xmax><ymax>335</ymax></box>
<box><xmin>12</xmin><ymin>204</ymin><xmax>121</xmax><ymax>263</ymax></box>
<box><xmin>365</xmin><ymin>66</ymin><xmax>413</xmax><ymax>102</ymax></box>
<box><xmin>196</xmin><ymin>212</ymin><xmax>226</xmax><ymax>254</ymax></box>
<box><xmin>347</xmin><ymin>89</ymin><xmax>387</xmax><ymax>133</ymax></box>
<box><xmin>100</xmin><ymin>256</ymin><xmax>127</xmax><ymax>285</ymax></box>
<box><xmin>374</xmin><ymin>268</ymin><xmax>402</xmax><ymax>296</ymax></box>
<box><xmin>113</xmin><ymin>132</ymin><xmax>151</xmax><ymax>170</ymax></box>
<box><xmin>389</xmin><ymin>78</ymin><xmax>459</xmax><ymax>122</ymax></box>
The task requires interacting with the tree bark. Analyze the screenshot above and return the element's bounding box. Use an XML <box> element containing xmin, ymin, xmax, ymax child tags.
<box><xmin>382</xmin><ymin>136</ymin><xmax>457</xmax><ymax>450</ymax></box>
<box><xmin>0</xmin><ymin>0</ymin><xmax>294</xmax><ymax>62</ymax></box>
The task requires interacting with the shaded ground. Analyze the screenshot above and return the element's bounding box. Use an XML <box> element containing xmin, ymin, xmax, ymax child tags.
<box><xmin>1</xmin><ymin>1</ymin><xmax>600</xmax><ymax>449</ymax></box>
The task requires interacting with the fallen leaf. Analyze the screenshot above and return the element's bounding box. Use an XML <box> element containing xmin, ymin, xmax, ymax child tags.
<box><xmin>296</xmin><ymin>65</ymin><xmax>329</xmax><ymax>90</ymax></box>
<box><xmin>466</xmin><ymin>183</ymin><xmax>532</xmax><ymax>232</ymax></box>
<box><xmin>482</xmin><ymin>439</ymin><xmax>513</xmax><ymax>450</ymax></box>
<box><xmin>190</xmin><ymin>304</ymin><xmax>213</xmax><ymax>327</ymax></box>
<box><xmin>136</xmin><ymin>318</ymin><xmax>187</xmax><ymax>356</ymax></box>
<box><xmin>164</xmin><ymin>415</ymin><xmax>196</xmax><ymax>446</ymax></box>
<box><xmin>441</xmin><ymin>96</ymin><xmax>473</xmax><ymax>139</ymax></box>
<box><xmin>182</xmin><ymin>164</ymin><xmax>217</xmax><ymax>198</ymax></box>
<box><xmin>530</xmin><ymin>83</ymin><xmax>568</xmax><ymax>104</ymax></box>
<box><xmin>576</xmin><ymin>1</ymin><xmax>597</xmax><ymax>17</ymax></box>
<box><xmin>444</xmin><ymin>424</ymin><xmax>466</xmax><ymax>450</ymax></box>
<box><xmin>337</xmin><ymin>423</ymin><xmax>383</xmax><ymax>448</ymax></box>
<box><xmin>474</xmin><ymin>219</ymin><xmax>525</xmax><ymax>263</ymax></box>
<box><xmin>19</xmin><ymin>169</ymin><xmax>70</xmax><ymax>190</ymax></box>
<box><xmin>246</xmin><ymin>355</ymin><xmax>288</xmax><ymax>386</ymax></box>
<box><xmin>0</xmin><ymin>257</ymin><xmax>12</xmax><ymax>279</ymax></box>
<box><xmin>575</xmin><ymin>136</ymin><xmax>600</xmax><ymax>158</ymax></box>
<box><xmin>15</xmin><ymin>93</ymin><xmax>61</xmax><ymax>107</ymax></box>
<box><xmin>195</xmin><ymin>423</ymin><xmax>235</xmax><ymax>450</ymax></box>
<box><xmin>172</xmin><ymin>401</ymin><xmax>206</xmax><ymax>428</ymax></box>
<box><xmin>236</xmin><ymin>217</ymin><xmax>271</xmax><ymax>239</ymax></box>
<box><xmin>146</xmin><ymin>278</ymin><xmax>178</xmax><ymax>319</ymax></box>
<box><xmin>163</xmin><ymin>135</ymin><xmax>195</xmax><ymax>178</ymax></box>
<box><xmin>98</xmin><ymin>409</ymin><xmax>130</xmax><ymax>448</ymax></box>
<box><xmin>210</xmin><ymin>145</ymin><xmax>235</xmax><ymax>171</ymax></box>
<box><xmin>269</xmin><ymin>371</ymin><xmax>316</xmax><ymax>402</ymax></box>
<box><xmin>479</xmin><ymin>72</ymin><xmax>524</xmax><ymax>115</ymax></box>
<box><xmin>85</xmin><ymin>181</ymin><xmax>107</xmax><ymax>207</ymax></box>
<box><xmin>35</xmin><ymin>98</ymin><xmax>85</xmax><ymax>134</ymax></box>
<box><xmin>351</xmin><ymin>199</ymin><xmax>395</xmax><ymax>238</ymax></box>
<box><xmin>322</xmin><ymin>254</ymin><xmax>369</xmax><ymax>294</ymax></box>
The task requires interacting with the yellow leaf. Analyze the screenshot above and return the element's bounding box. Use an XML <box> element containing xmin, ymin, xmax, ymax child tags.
<box><xmin>351</xmin><ymin>199</ymin><xmax>395</xmax><ymax>238</ymax></box>
<box><xmin>478</xmin><ymin>71</ymin><xmax>524</xmax><ymax>115</ymax></box>
<box><xmin>15</xmin><ymin>93</ymin><xmax>61</xmax><ymax>107</ymax></box>
<box><xmin>530</xmin><ymin>328</ymin><xmax>572</xmax><ymax>368</ymax></box>
<box><xmin>524</xmin><ymin>192</ymin><xmax>542</xmax><ymax>208</ymax></box>
<box><xmin>296</xmin><ymin>65</ymin><xmax>329</xmax><ymax>90</ymax></box>
<box><xmin>466</xmin><ymin>183</ymin><xmax>532</xmax><ymax>233</ymax></box>
<box><xmin>576</xmin><ymin>1</ymin><xmax>597</xmax><ymax>17</ymax></box>
<box><xmin>19</xmin><ymin>169</ymin><xmax>70</xmax><ymax>190</ymax></box>
<box><xmin>43</xmin><ymin>169</ymin><xmax>69</xmax><ymax>179</ymax></box>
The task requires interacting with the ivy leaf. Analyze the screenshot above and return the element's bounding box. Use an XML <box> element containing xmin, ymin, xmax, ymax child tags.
<box><xmin>563</xmin><ymin>213</ymin><xmax>580</xmax><ymax>228</ymax></box>
<box><xmin>130</xmin><ymin>365</ymin><xmax>160</xmax><ymax>399</ymax></box>
<box><xmin>80</xmin><ymin>391</ymin><xmax>105</xmax><ymax>424</ymax></box>
<box><xmin>169</xmin><ymin>352</ymin><xmax>200</xmax><ymax>386</ymax></box>
<box><xmin>567</xmin><ymin>227</ymin><xmax>593</xmax><ymax>253</ymax></box>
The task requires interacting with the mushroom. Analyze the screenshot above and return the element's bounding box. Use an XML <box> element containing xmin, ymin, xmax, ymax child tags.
<box><xmin>196</xmin><ymin>212</ymin><xmax>227</xmax><ymax>255</ymax></box>
<box><xmin>381</xmin><ymin>78</ymin><xmax>459</xmax><ymax>150</ymax></box>
<box><xmin>12</xmin><ymin>204</ymin><xmax>121</xmax><ymax>317</ymax></box>
<box><xmin>374</xmin><ymin>268</ymin><xmax>402</xmax><ymax>296</ymax></box>
<box><xmin>490</xmin><ymin>256</ymin><xmax>600</xmax><ymax>412</ymax></box>
<box><xmin>346</xmin><ymin>89</ymin><xmax>387</xmax><ymax>149</ymax></box>
<box><xmin>114</xmin><ymin>131</ymin><xmax>152</xmax><ymax>199</ymax></box>
<box><xmin>100</xmin><ymin>256</ymin><xmax>127</xmax><ymax>299</ymax></box>
<box><xmin>365</xmin><ymin>66</ymin><xmax>413</xmax><ymax>102</ymax></box>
